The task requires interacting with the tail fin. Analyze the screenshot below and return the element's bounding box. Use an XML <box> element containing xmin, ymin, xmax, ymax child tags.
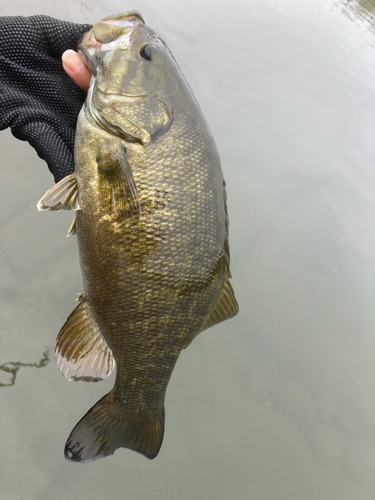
<box><xmin>64</xmin><ymin>392</ymin><xmax>164</xmax><ymax>463</ymax></box>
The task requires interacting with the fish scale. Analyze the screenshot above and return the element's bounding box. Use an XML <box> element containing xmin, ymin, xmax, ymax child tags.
<box><xmin>38</xmin><ymin>10</ymin><xmax>238</xmax><ymax>463</ymax></box>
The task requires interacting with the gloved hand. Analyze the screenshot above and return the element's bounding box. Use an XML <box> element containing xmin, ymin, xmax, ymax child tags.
<box><xmin>0</xmin><ymin>15</ymin><xmax>92</xmax><ymax>182</ymax></box>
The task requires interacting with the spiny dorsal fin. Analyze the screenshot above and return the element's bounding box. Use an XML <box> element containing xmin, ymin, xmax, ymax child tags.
<box><xmin>55</xmin><ymin>294</ymin><xmax>115</xmax><ymax>382</ymax></box>
<box><xmin>37</xmin><ymin>173</ymin><xmax>80</xmax><ymax>211</ymax></box>
<box><xmin>198</xmin><ymin>178</ymin><xmax>238</xmax><ymax>332</ymax></box>
<box><xmin>98</xmin><ymin>143</ymin><xmax>140</xmax><ymax>216</ymax></box>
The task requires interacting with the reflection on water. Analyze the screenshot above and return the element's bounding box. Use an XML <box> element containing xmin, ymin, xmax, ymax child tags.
<box><xmin>341</xmin><ymin>0</ymin><xmax>375</xmax><ymax>19</ymax></box>
<box><xmin>336</xmin><ymin>0</ymin><xmax>375</xmax><ymax>33</ymax></box>
<box><xmin>246</xmin><ymin>348</ymin><xmax>375</xmax><ymax>487</ymax></box>
<box><xmin>0</xmin><ymin>349</ymin><xmax>51</xmax><ymax>387</ymax></box>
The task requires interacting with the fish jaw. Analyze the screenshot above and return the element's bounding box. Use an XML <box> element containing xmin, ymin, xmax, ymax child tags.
<box><xmin>78</xmin><ymin>11</ymin><xmax>144</xmax><ymax>75</ymax></box>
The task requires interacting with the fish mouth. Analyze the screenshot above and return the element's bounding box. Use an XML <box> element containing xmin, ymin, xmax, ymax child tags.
<box><xmin>97</xmin><ymin>88</ymin><xmax>146</xmax><ymax>103</ymax></box>
<box><xmin>100</xmin><ymin>10</ymin><xmax>145</xmax><ymax>25</ymax></box>
<box><xmin>78</xmin><ymin>11</ymin><xmax>144</xmax><ymax>69</ymax></box>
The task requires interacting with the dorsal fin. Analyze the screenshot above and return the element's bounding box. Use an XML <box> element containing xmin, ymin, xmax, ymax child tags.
<box><xmin>55</xmin><ymin>294</ymin><xmax>115</xmax><ymax>382</ymax></box>
<box><xmin>198</xmin><ymin>275</ymin><xmax>239</xmax><ymax>335</ymax></box>
<box><xmin>197</xmin><ymin>180</ymin><xmax>238</xmax><ymax>335</ymax></box>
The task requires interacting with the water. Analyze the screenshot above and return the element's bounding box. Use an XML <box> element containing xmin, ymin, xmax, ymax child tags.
<box><xmin>1</xmin><ymin>0</ymin><xmax>375</xmax><ymax>498</ymax></box>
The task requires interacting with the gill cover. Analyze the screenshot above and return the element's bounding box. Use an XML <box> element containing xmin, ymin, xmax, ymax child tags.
<box><xmin>78</xmin><ymin>12</ymin><xmax>173</xmax><ymax>146</ymax></box>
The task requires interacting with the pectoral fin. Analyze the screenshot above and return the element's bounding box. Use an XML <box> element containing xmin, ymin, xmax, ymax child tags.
<box><xmin>98</xmin><ymin>143</ymin><xmax>140</xmax><ymax>216</ymax></box>
<box><xmin>37</xmin><ymin>173</ymin><xmax>80</xmax><ymax>211</ymax></box>
<box><xmin>55</xmin><ymin>294</ymin><xmax>115</xmax><ymax>382</ymax></box>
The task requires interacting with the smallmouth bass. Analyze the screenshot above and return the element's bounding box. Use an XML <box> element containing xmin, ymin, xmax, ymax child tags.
<box><xmin>38</xmin><ymin>10</ymin><xmax>238</xmax><ymax>463</ymax></box>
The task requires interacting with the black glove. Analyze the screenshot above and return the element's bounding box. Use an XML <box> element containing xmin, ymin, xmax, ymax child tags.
<box><xmin>0</xmin><ymin>15</ymin><xmax>91</xmax><ymax>182</ymax></box>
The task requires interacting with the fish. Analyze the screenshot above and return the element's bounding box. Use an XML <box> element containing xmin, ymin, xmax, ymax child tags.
<box><xmin>38</xmin><ymin>10</ymin><xmax>238</xmax><ymax>463</ymax></box>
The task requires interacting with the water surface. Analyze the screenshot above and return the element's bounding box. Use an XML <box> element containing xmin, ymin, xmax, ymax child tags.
<box><xmin>1</xmin><ymin>0</ymin><xmax>375</xmax><ymax>498</ymax></box>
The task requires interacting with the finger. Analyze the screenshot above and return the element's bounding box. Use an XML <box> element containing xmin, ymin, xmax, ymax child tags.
<box><xmin>62</xmin><ymin>49</ymin><xmax>91</xmax><ymax>91</ymax></box>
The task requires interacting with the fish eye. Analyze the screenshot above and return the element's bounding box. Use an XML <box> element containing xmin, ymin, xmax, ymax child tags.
<box><xmin>140</xmin><ymin>44</ymin><xmax>158</xmax><ymax>61</ymax></box>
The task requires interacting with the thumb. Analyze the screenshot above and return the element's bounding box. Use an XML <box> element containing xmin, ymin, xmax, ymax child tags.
<box><xmin>62</xmin><ymin>49</ymin><xmax>91</xmax><ymax>91</ymax></box>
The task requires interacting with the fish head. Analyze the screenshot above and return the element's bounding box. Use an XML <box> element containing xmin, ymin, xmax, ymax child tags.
<box><xmin>78</xmin><ymin>11</ymin><xmax>145</xmax><ymax>76</ymax></box>
<box><xmin>78</xmin><ymin>12</ymin><xmax>186</xmax><ymax>145</ymax></box>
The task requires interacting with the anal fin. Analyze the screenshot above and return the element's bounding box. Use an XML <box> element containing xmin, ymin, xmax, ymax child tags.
<box><xmin>55</xmin><ymin>294</ymin><xmax>115</xmax><ymax>382</ymax></box>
